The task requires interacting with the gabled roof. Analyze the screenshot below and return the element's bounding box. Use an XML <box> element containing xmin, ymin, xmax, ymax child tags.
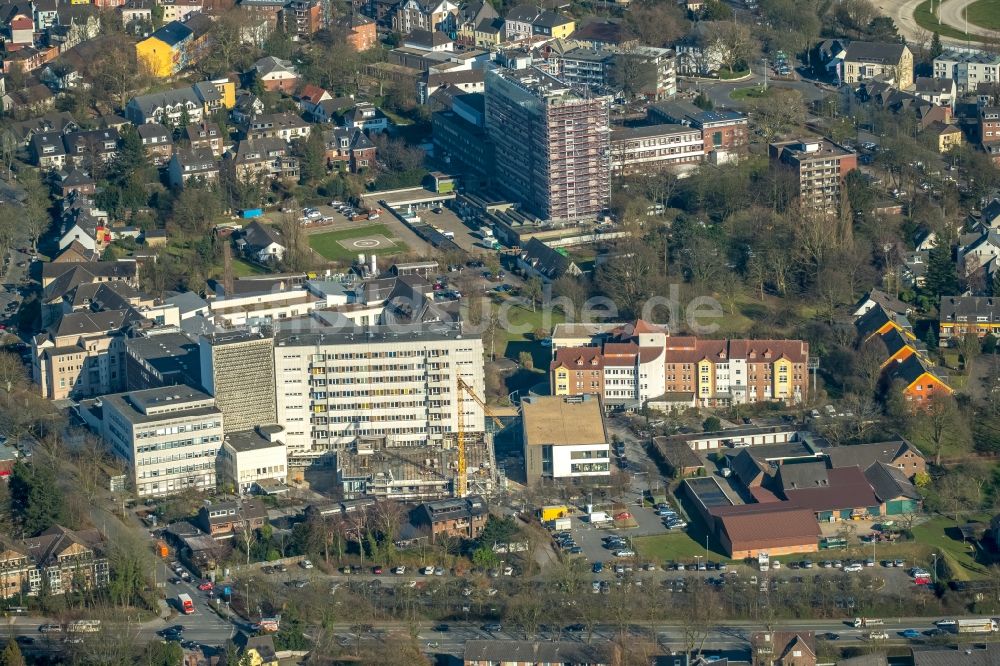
<box><xmin>855</xmin><ymin>288</ymin><xmax>908</xmax><ymax>317</ymax></box>
<box><xmin>826</xmin><ymin>439</ymin><xmax>923</xmax><ymax>470</ymax></box>
<box><xmin>242</xmin><ymin>220</ymin><xmax>286</xmax><ymax>251</ymax></box>
<box><xmin>844</xmin><ymin>41</ymin><xmax>908</xmax><ymax>64</ymax></box>
<box><xmin>254</xmin><ymin>55</ymin><xmax>297</xmax><ymax>78</ymax></box>
<box><xmin>778</xmin><ymin>461</ymin><xmax>829</xmax><ymax>491</ymax></box>
<box><xmin>855</xmin><ymin>303</ymin><xmax>911</xmax><ymax>340</ymax></box>
<box><xmin>726</xmin><ymin>448</ymin><xmax>767</xmax><ymax>485</ymax></box>
<box><xmin>129</xmin><ymin>86</ymin><xmax>201</xmax><ymax>116</ymax></box>
<box><xmin>136</xmin><ymin>122</ymin><xmax>171</xmax><ymax>140</ymax></box>
<box><xmin>865</xmin><ymin>461</ymin><xmax>920</xmax><ymax>501</ymax></box>
<box><xmin>520</xmin><ymin>237</ymin><xmax>573</xmax><ymax>280</ymax></box>
<box><xmin>51</xmin><ymin>308</ymin><xmax>140</xmax><ymax>339</ymax></box>
<box><xmin>884</xmin><ymin>353</ymin><xmax>950</xmax><ymax>391</ymax></box>
<box><xmin>717</xmin><ymin>505</ymin><xmax>819</xmax><ymax>548</ymax></box>
<box><xmin>24</xmin><ymin>525</ymin><xmax>103</xmax><ymax>565</ymax></box>
<box><xmin>505</xmin><ymin>5</ymin><xmax>539</xmax><ymax>22</ymax></box>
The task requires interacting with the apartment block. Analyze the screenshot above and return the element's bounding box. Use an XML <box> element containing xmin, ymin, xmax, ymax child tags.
<box><xmin>933</xmin><ymin>49</ymin><xmax>1000</xmax><ymax>94</ymax></box>
<box><xmin>610</xmin><ymin>123</ymin><xmax>704</xmax><ymax>174</ymax></box>
<box><xmin>550</xmin><ymin>320</ymin><xmax>809</xmax><ymax>408</ymax></box>
<box><xmin>273</xmin><ymin>323</ymin><xmax>485</xmax><ymax>460</ymax></box>
<box><xmin>552</xmin><ymin>46</ymin><xmax>677</xmax><ymax>100</ymax></box>
<box><xmin>521</xmin><ymin>394</ymin><xmax>610</xmax><ymax>485</ymax></box>
<box><xmin>485</xmin><ymin>67</ymin><xmax>610</xmax><ymax>221</ymax></box>
<box><xmin>32</xmin><ymin>309</ymin><xmax>136</xmax><ymax>400</ymax></box>
<box><xmin>78</xmin><ymin>386</ymin><xmax>223</xmax><ymax>497</ymax></box>
<box><xmin>0</xmin><ymin>526</ymin><xmax>109</xmax><ymax>599</ymax></box>
<box><xmin>768</xmin><ymin>138</ymin><xmax>857</xmax><ymax>212</ymax></box>
<box><xmin>199</xmin><ymin>331</ymin><xmax>277</xmax><ymax>434</ymax></box>
<box><xmin>648</xmin><ymin>100</ymin><xmax>748</xmax><ymax>158</ymax></box>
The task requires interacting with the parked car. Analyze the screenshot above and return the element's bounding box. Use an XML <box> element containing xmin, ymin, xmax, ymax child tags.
<box><xmin>300</xmin><ymin>559</ymin><xmax>314</xmax><ymax>569</ymax></box>
<box><xmin>482</xmin><ymin>623</ymin><xmax>502</xmax><ymax>632</ymax></box>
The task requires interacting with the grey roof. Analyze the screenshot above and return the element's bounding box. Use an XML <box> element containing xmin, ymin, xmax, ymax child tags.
<box><xmin>254</xmin><ymin>56</ymin><xmax>296</xmax><ymax>77</ymax></box>
<box><xmin>520</xmin><ymin>237</ymin><xmax>573</xmax><ymax>280</ymax></box>
<box><xmin>611</xmin><ymin>123</ymin><xmax>698</xmax><ymax>141</ymax></box>
<box><xmin>914</xmin><ymin>76</ymin><xmax>953</xmax><ymax>93</ymax></box>
<box><xmin>532</xmin><ymin>9</ymin><xmax>571</xmax><ymax>27</ymax></box>
<box><xmin>463</xmin><ymin>640</ymin><xmax>611</xmax><ymax>663</ymax></box>
<box><xmin>224</xmin><ymin>425</ymin><xmax>284</xmax><ymax>452</ymax></box>
<box><xmin>147</xmin><ymin>20</ymin><xmax>193</xmax><ymax>46</ymax></box>
<box><xmin>505</xmin><ymin>5</ymin><xmax>539</xmax><ymax>22</ymax></box>
<box><xmin>940</xmin><ymin>296</ymin><xmax>1000</xmax><ymax>324</ymax></box>
<box><xmin>100</xmin><ymin>386</ymin><xmax>218</xmax><ymax>424</ymax></box>
<box><xmin>778</xmin><ymin>461</ymin><xmax>830</xmax><ymax>491</ymax></box>
<box><xmin>856</xmin><ymin>288</ymin><xmax>908</xmax><ymax>316</ymax></box>
<box><xmin>726</xmin><ymin>448</ymin><xmax>767</xmax><ymax>484</ymax></box>
<box><xmin>171</xmin><ymin>148</ymin><xmax>218</xmax><ymax>172</ymax></box>
<box><xmin>192</xmin><ymin>80</ymin><xmax>222</xmax><ymax>105</ymax></box>
<box><xmin>130</xmin><ymin>86</ymin><xmax>200</xmax><ymax>116</ymax></box>
<box><xmin>125</xmin><ymin>330</ymin><xmax>201</xmax><ymax>386</ymax></box>
<box><xmin>418</xmin><ymin>494</ymin><xmax>488</xmax><ymax>521</ymax></box>
<box><xmin>31</xmin><ymin>131</ymin><xmax>67</xmax><ymax>157</ymax></box>
<box><xmin>164</xmin><ymin>291</ymin><xmax>209</xmax><ymax>315</ymax></box>
<box><xmin>913</xmin><ymin>644</ymin><xmax>1000</xmax><ymax>666</ymax></box>
<box><xmin>864</xmin><ymin>461</ymin><xmax>920</xmax><ymax>501</ymax></box>
<box><xmin>242</xmin><ymin>220</ymin><xmax>286</xmax><ymax>251</ymax></box>
<box><xmin>136</xmin><ymin>122</ymin><xmax>171</xmax><ymax>140</ymax></box>
<box><xmin>51</xmin><ymin>308</ymin><xmax>139</xmax><ymax>338</ymax></box>
<box><xmin>825</xmin><ymin>440</ymin><xmax>922</xmax><ymax>470</ymax></box>
<box><xmin>844</xmin><ymin>40</ymin><xmax>908</xmax><ymax>64</ymax></box>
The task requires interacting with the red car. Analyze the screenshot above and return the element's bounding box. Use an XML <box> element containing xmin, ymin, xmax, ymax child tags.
<box><xmin>197</xmin><ymin>581</ymin><xmax>213</xmax><ymax>591</ymax></box>
<box><xmin>372</xmin><ymin>566</ymin><xmax>383</xmax><ymax>575</ymax></box>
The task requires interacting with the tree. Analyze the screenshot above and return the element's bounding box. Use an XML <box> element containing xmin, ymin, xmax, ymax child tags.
<box><xmin>923</xmin><ymin>241</ymin><xmax>958</xmax><ymax>298</ymax></box>
<box><xmin>0</xmin><ymin>131</ymin><xmax>16</xmax><ymax>181</ymax></box>
<box><xmin>907</xmin><ymin>396</ymin><xmax>969</xmax><ymax>466</ymax></box>
<box><xmin>523</xmin><ymin>277</ymin><xmax>543</xmax><ymax>312</ymax></box>
<box><xmin>294</xmin><ymin>130</ymin><xmax>327</xmax><ymax>185</ymax></box>
<box><xmin>930</xmin><ymin>31</ymin><xmax>943</xmax><ymax>58</ymax></box>
<box><xmin>478</xmin><ymin>515</ymin><xmax>519</xmax><ymax>548</ymax></box>
<box><xmin>0</xmin><ymin>641</ymin><xmax>24</xmax><ymax>666</ymax></box>
<box><xmin>957</xmin><ymin>331</ymin><xmax>980</xmax><ymax>374</ymax></box>
<box><xmin>86</xmin><ymin>34</ymin><xmax>147</xmax><ymax>111</ymax></box>
<box><xmin>702</xmin><ymin>416</ymin><xmax>721</xmax><ymax>432</ymax></box>
<box><xmin>711</xmin><ymin>21</ymin><xmax>755</xmax><ymax>74</ymax></box>
<box><xmin>471</xmin><ymin>545</ymin><xmax>500</xmax><ymax>570</ymax></box>
<box><xmin>137</xmin><ymin>640</ymin><xmax>183</xmax><ymax>666</ymax></box>
<box><xmin>9</xmin><ymin>460</ymin><xmax>65</xmax><ymax>536</ymax></box>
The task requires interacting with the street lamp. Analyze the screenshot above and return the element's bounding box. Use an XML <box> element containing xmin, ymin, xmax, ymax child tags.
<box><xmin>932</xmin><ymin>552</ymin><xmax>939</xmax><ymax>584</ymax></box>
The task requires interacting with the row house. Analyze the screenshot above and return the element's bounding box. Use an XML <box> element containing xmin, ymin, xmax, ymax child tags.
<box><xmin>456</xmin><ymin>0</ymin><xmax>497</xmax><ymax>46</ymax></box>
<box><xmin>62</xmin><ymin>128</ymin><xmax>120</xmax><ymax>171</ymax></box>
<box><xmin>939</xmin><ymin>296</ymin><xmax>1000</xmax><ymax>343</ymax></box>
<box><xmin>504</xmin><ymin>6</ymin><xmax>574</xmax><ymax>41</ymax></box>
<box><xmin>0</xmin><ymin>526</ymin><xmax>109</xmax><ymax>599</ymax></box>
<box><xmin>126</xmin><ymin>86</ymin><xmax>204</xmax><ymax>125</ymax></box>
<box><xmin>550</xmin><ymin>321</ymin><xmax>810</xmax><ymax>408</ymax></box>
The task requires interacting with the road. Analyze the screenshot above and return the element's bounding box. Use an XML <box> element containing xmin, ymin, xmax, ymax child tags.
<box><xmin>936</xmin><ymin>0</ymin><xmax>1000</xmax><ymax>40</ymax></box>
<box><xmin>875</xmin><ymin>0</ymin><xmax>993</xmax><ymax>46</ymax></box>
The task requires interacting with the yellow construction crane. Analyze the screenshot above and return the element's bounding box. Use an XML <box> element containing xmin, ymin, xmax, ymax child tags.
<box><xmin>456</xmin><ymin>377</ymin><xmax>503</xmax><ymax>498</ymax></box>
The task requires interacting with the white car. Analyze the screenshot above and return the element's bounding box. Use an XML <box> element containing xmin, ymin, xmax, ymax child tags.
<box><xmin>394</xmin><ymin>566</ymin><xmax>406</xmax><ymax>575</ymax></box>
<box><xmin>867</xmin><ymin>632</ymin><xmax>888</xmax><ymax>640</ymax></box>
<box><xmin>771</xmin><ymin>560</ymin><xmax>781</xmax><ymax>570</ymax></box>
<box><xmin>614</xmin><ymin>549</ymin><xmax>636</xmax><ymax>558</ymax></box>
<box><xmin>423</xmin><ymin>566</ymin><xmax>434</xmax><ymax>575</ymax></box>
<box><xmin>300</xmin><ymin>559</ymin><xmax>314</xmax><ymax>569</ymax></box>
<box><xmin>844</xmin><ymin>563</ymin><xmax>864</xmax><ymax>573</ymax></box>
<box><xmin>503</xmin><ymin>566</ymin><xmax>513</xmax><ymax>576</ymax></box>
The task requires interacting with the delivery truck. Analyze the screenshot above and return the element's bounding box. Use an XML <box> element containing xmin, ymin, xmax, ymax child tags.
<box><xmin>540</xmin><ymin>505</ymin><xmax>569</xmax><ymax>522</ymax></box>
<box><xmin>956</xmin><ymin>618</ymin><xmax>998</xmax><ymax>633</ymax></box>
<box><xmin>853</xmin><ymin>618</ymin><xmax>884</xmax><ymax>628</ymax></box>
<box><xmin>178</xmin><ymin>593</ymin><xmax>195</xmax><ymax>615</ymax></box>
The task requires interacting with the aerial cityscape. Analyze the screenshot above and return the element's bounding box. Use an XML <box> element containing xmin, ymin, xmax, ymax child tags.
<box><xmin>0</xmin><ymin>0</ymin><xmax>997</xmax><ymax>663</ymax></box>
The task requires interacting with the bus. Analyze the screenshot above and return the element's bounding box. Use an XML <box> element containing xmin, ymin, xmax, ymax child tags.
<box><xmin>66</xmin><ymin>620</ymin><xmax>101</xmax><ymax>633</ymax></box>
<box><xmin>178</xmin><ymin>593</ymin><xmax>195</xmax><ymax>615</ymax></box>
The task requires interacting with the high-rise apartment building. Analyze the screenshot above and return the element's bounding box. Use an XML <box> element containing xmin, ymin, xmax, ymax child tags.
<box><xmin>199</xmin><ymin>331</ymin><xmax>277</xmax><ymax>433</ymax></box>
<box><xmin>485</xmin><ymin>67</ymin><xmax>610</xmax><ymax>221</ymax></box>
<box><xmin>78</xmin><ymin>386</ymin><xmax>224</xmax><ymax>497</ymax></box>
<box><xmin>933</xmin><ymin>49</ymin><xmax>1000</xmax><ymax>94</ymax></box>
<box><xmin>768</xmin><ymin>138</ymin><xmax>857</xmax><ymax>212</ymax></box>
<box><xmin>273</xmin><ymin>323</ymin><xmax>485</xmax><ymax>460</ymax></box>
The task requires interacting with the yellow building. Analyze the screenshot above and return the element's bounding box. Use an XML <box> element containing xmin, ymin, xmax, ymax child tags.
<box><xmin>930</xmin><ymin>122</ymin><xmax>963</xmax><ymax>153</ymax></box>
<box><xmin>135</xmin><ymin>21</ymin><xmax>194</xmax><ymax>78</ymax></box>
<box><xmin>533</xmin><ymin>11</ymin><xmax>575</xmax><ymax>39</ymax></box>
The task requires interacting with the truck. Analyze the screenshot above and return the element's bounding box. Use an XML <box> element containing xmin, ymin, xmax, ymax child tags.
<box><xmin>240</xmin><ymin>208</ymin><xmax>263</xmax><ymax>219</ymax></box>
<box><xmin>540</xmin><ymin>505</ymin><xmax>569</xmax><ymax>522</ymax></box>
<box><xmin>481</xmin><ymin>227</ymin><xmax>494</xmax><ymax>239</ymax></box>
<box><xmin>758</xmin><ymin>552</ymin><xmax>770</xmax><ymax>571</ymax></box>
<box><xmin>853</xmin><ymin>618</ymin><xmax>884</xmax><ymax>628</ymax></box>
<box><xmin>956</xmin><ymin>618</ymin><xmax>998</xmax><ymax>633</ymax></box>
<box><xmin>154</xmin><ymin>539</ymin><xmax>168</xmax><ymax>558</ymax></box>
<box><xmin>178</xmin><ymin>593</ymin><xmax>195</xmax><ymax>615</ymax></box>
<box><xmin>550</xmin><ymin>517</ymin><xmax>572</xmax><ymax>531</ymax></box>
<box><xmin>66</xmin><ymin>620</ymin><xmax>101</xmax><ymax>633</ymax></box>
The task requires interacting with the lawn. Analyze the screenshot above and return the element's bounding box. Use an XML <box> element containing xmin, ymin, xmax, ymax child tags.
<box><xmin>909</xmin><ymin>516</ymin><xmax>992</xmax><ymax>580</ymax></box>
<box><xmin>232</xmin><ymin>258</ymin><xmax>266</xmax><ymax>277</ymax></box>
<box><xmin>966</xmin><ymin>0</ymin><xmax>1000</xmax><ymax>30</ymax></box>
<box><xmin>634</xmin><ymin>533</ymin><xmax>725</xmax><ymax>563</ymax></box>
<box><xmin>308</xmin><ymin>224</ymin><xmax>408</xmax><ymax>262</ymax></box>
<box><xmin>730</xmin><ymin>86</ymin><xmax>773</xmax><ymax>101</ymax></box>
<box><xmin>914</xmin><ymin>0</ymin><xmax>1000</xmax><ymax>43</ymax></box>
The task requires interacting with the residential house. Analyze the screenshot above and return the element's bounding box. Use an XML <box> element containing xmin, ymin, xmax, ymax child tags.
<box><xmin>57</xmin><ymin>168</ymin><xmax>95</xmax><ymax>196</ymax></box>
<box><xmin>531</xmin><ymin>9</ymin><xmax>574</xmax><ymax>38</ymax></box>
<box><xmin>412</xmin><ymin>495</ymin><xmax>488</xmax><ymax>542</ymax></box>
<box><xmin>10</xmin><ymin>111</ymin><xmax>78</xmax><ymax>146</ymax></box>
<box><xmin>167</xmin><ymin>148</ymin><xmax>220</xmax><ymax>188</ymax></box>
<box><xmin>237</xmin><ymin>634</ymin><xmax>279</xmax><ymax>666</ymax></box>
<box><xmin>402</xmin><ymin>28</ymin><xmax>453</xmax><ymax>51</ymax></box>
<box><xmin>185</xmin><ymin>121</ymin><xmax>224</xmax><ymax>156</ymax></box>
<box><xmin>159</xmin><ymin>0</ymin><xmax>202</xmax><ymax>21</ymax></box>
<box><xmin>907</xmin><ymin>76</ymin><xmax>956</xmax><ymax>106</ymax></box>
<box><xmin>242</xmin><ymin>112</ymin><xmax>311</xmax><ymax>141</ymax></box>
<box><xmin>282</xmin><ymin>0</ymin><xmax>321</xmax><ymax>36</ymax></box>
<box><xmin>933</xmin><ymin>49</ymin><xmax>1000</xmax><ymax>94</ymax></box>
<box><xmin>842</xmin><ymin>41</ymin><xmax>914</xmax><ymax>89</ymax></box>
<box><xmin>136</xmin><ymin>122</ymin><xmax>173</xmax><ymax>166</ymax></box>
<box><xmin>852</xmin><ymin>288</ymin><xmax>910</xmax><ymax>320</ymax></box>
<box><xmin>927</xmin><ymin>121</ymin><xmax>963</xmax><ymax>153</ymax></box>
<box><xmin>958</xmin><ymin>230</ymin><xmax>1000</xmax><ymax>278</ymax></box>
<box><xmin>391</xmin><ymin>0</ymin><xmax>458</xmax><ymax>34</ymax></box>
<box><xmin>571</xmin><ymin>17</ymin><xmax>637</xmax><ymax>49</ymax></box>
<box><xmin>297</xmin><ymin>83</ymin><xmax>332</xmax><ymax>117</ymax></box>
<box><xmin>30</xmin><ymin>130</ymin><xmax>68</xmax><ymax>169</ymax></box>
<box><xmin>751</xmin><ymin>632</ymin><xmax>816</xmax><ymax>666</ymax></box>
<box><xmin>232</xmin><ymin>90</ymin><xmax>264</xmax><ymax>124</ymax></box>
<box><xmin>981</xmin><ymin>106</ymin><xmax>1000</xmax><ymax>163</ymax></box>
<box><xmin>939</xmin><ymin>295</ymin><xmax>1000</xmax><ymax>342</ymax></box>
<box><xmin>323</xmin><ymin>126</ymin><xmax>375</xmax><ymax>172</ymax></box>
<box><xmin>63</xmin><ymin>128</ymin><xmax>119</xmax><ymax>170</ymax></box>
<box><xmin>0</xmin><ymin>526</ymin><xmax>109</xmax><ymax>599</ymax></box>
<box><xmin>135</xmin><ymin>18</ymin><xmax>203</xmax><ymax>78</ymax></box>
<box><xmin>883</xmin><ymin>353</ymin><xmax>953</xmax><ymax>405</ymax></box>
<box><xmin>126</xmin><ymin>86</ymin><xmax>204</xmax><ymax>125</ymax></box>
<box><xmin>503</xmin><ymin>5</ymin><xmax>538</xmax><ymax>41</ymax></box>
<box><xmin>518</xmin><ymin>237</ymin><xmax>583</xmax><ymax>282</ymax></box>
<box><xmin>226</xmin><ymin>138</ymin><xmax>299</xmax><ymax>182</ymax></box>
<box><xmin>343</xmin><ymin>102</ymin><xmax>389</xmax><ymax>132</ymax></box>
<box><xmin>456</xmin><ymin>0</ymin><xmax>497</xmax><ymax>45</ymax></box>
<box><xmin>253</xmin><ymin>56</ymin><xmax>299</xmax><ymax>93</ymax></box>
<box><xmin>826</xmin><ymin>439</ymin><xmax>926</xmax><ymax>478</ymax></box>
<box><xmin>239</xmin><ymin>220</ymin><xmax>286</xmax><ymax>263</ymax></box>
<box><xmin>195</xmin><ymin>500</ymin><xmax>268</xmax><ymax>538</ymax></box>
<box><xmin>2</xmin><ymin>83</ymin><xmax>56</xmax><ymax>117</ymax></box>
<box><xmin>675</xmin><ymin>21</ymin><xmax>726</xmax><ymax>76</ymax></box>
<box><xmin>340</xmin><ymin>13</ymin><xmax>377</xmax><ymax>51</ymax></box>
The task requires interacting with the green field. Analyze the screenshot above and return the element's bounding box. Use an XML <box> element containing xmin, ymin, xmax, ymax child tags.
<box><xmin>914</xmin><ymin>0</ymin><xmax>1000</xmax><ymax>43</ymax></box>
<box><xmin>634</xmin><ymin>533</ymin><xmax>725</xmax><ymax>562</ymax></box>
<box><xmin>232</xmin><ymin>258</ymin><xmax>267</xmax><ymax>277</ymax></box>
<box><xmin>730</xmin><ymin>86</ymin><xmax>773</xmax><ymax>101</ymax></box>
<box><xmin>967</xmin><ymin>0</ymin><xmax>1000</xmax><ymax>30</ymax></box>
<box><xmin>308</xmin><ymin>224</ymin><xmax>408</xmax><ymax>262</ymax></box>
